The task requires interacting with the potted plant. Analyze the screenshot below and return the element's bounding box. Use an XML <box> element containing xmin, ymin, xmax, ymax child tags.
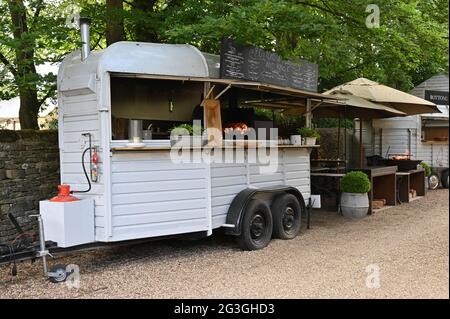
<box><xmin>340</xmin><ymin>171</ymin><xmax>371</xmax><ymax>218</ymax></box>
<box><xmin>169</xmin><ymin>124</ymin><xmax>204</xmax><ymax>147</ymax></box>
<box><xmin>297</xmin><ymin>127</ymin><xmax>320</xmax><ymax>145</ymax></box>
<box><xmin>420</xmin><ymin>162</ymin><xmax>435</xmax><ymax>189</ymax></box>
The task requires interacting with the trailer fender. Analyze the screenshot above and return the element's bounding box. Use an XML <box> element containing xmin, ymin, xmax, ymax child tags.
<box><xmin>225</xmin><ymin>186</ymin><xmax>306</xmax><ymax>236</ymax></box>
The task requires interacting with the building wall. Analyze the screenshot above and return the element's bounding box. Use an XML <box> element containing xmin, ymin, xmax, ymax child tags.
<box><xmin>357</xmin><ymin>74</ymin><xmax>449</xmax><ymax>167</ymax></box>
<box><xmin>0</xmin><ymin>130</ymin><xmax>60</xmax><ymax>243</ymax></box>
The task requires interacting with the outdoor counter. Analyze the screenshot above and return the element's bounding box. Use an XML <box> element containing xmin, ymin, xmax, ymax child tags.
<box><xmin>111</xmin><ymin>144</ymin><xmax>320</xmax><ymax>152</ymax></box>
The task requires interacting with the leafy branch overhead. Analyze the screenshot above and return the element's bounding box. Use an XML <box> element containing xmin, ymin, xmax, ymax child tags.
<box><xmin>0</xmin><ymin>0</ymin><xmax>448</xmax><ymax>129</ymax></box>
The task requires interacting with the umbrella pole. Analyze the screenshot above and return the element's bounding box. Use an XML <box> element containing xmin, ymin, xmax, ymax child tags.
<box><xmin>344</xmin><ymin>106</ymin><xmax>348</xmax><ymax>169</ymax></box>
<box><xmin>344</xmin><ymin>107</ymin><xmax>347</xmax><ymax>169</ymax></box>
<box><xmin>337</xmin><ymin>113</ymin><xmax>341</xmax><ymax>160</ymax></box>
<box><xmin>359</xmin><ymin>119</ymin><xmax>363</xmax><ymax>168</ymax></box>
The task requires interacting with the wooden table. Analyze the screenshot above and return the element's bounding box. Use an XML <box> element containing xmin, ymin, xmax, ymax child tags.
<box><xmin>350</xmin><ymin>166</ymin><xmax>398</xmax><ymax>214</ymax></box>
<box><xmin>310</xmin><ymin>167</ymin><xmax>331</xmax><ymax>173</ymax></box>
<box><xmin>311</xmin><ymin>159</ymin><xmax>347</xmax><ymax>173</ymax></box>
<box><xmin>311</xmin><ymin>172</ymin><xmax>345</xmax><ymax>212</ymax></box>
<box><xmin>396</xmin><ymin>169</ymin><xmax>426</xmax><ymax>204</ymax></box>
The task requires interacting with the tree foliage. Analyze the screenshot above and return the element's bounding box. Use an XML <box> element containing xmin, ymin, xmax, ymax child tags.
<box><xmin>0</xmin><ymin>0</ymin><xmax>448</xmax><ymax>128</ymax></box>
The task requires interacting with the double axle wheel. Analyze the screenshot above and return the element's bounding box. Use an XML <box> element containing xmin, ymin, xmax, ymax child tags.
<box><xmin>271</xmin><ymin>193</ymin><xmax>302</xmax><ymax>240</ymax></box>
<box><xmin>238</xmin><ymin>193</ymin><xmax>302</xmax><ymax>251</ymax></box>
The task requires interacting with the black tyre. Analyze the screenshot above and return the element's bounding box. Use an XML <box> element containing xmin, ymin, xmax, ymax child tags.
<box><xmin>428</xmin><ymin>173</ymin><xmax>440</xmax><ymax>190</ymax></box>
<box><xmin>271</xmin><ymin>193</ymin><xmax>302</xmax><ymax>240</ymax></box>
<box><xmin>441</xmin><ymin>170</ymin><xmax>449</xmax><ymax>189</ymax></box>
<box><xmin>48</xmin><ymin>264</ymin><xmax>68</xmax><ymax>283</ymax></box>
<box><xmin>238</xmin><ymin>199</ymin><xmax>273</xmax><ymax>250</ymax></box>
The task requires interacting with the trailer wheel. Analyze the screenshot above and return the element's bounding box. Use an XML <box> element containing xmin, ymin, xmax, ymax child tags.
<box><xmin>441</xmin><ymin>170</ymin><xmax>449</xmax><ymax>189</ymax></box>
<box><xmin>271</xmin><ymin>193</ymin><xmax>302</xmax><ymax>240</ymax></box>
<box><xmin>428</xmin><ymin>173</ymin><xmax>440</xmax><ymax>190</ymax></box>
<box><xmin>238</xmin><ymin>199</ymin><xmax>273</xmax><ymax>251</ymax></box>
<box><xmin>48</xmin><ymin>264</ymin><xmax>68</xmax><ymax>283</ymax></box>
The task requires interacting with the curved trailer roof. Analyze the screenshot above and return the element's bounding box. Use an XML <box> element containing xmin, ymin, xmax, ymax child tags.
<box><xmin>58</xmin><ymin>41</ymin><xmax>339</xmax><ymax>112</ymax></box>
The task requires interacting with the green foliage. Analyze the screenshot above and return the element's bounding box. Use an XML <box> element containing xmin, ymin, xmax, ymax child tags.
<box><xmin>341</xmin><ymin>171</ymin><xmax>371</xmax><ymax>193</ymax></box>
<box><xmin>170</xmin><ymin>123</ymin><xmax>203</xmax><ymax>135</ymax></box>
<box><xmin>313</xmin><ymin>117</ymin><xmax>355</xmax><ymax>129</ymax></box>
<box><xmin>297</xmin><ymin>127</ymin><xmax>320</xmax><ymax>138</ymax></box>
<box><xmin>0</xmin><ymin>0</ymin><xmax>448</xmax><ymax>128</ymax></box>
<box><xmin>420</xmin><ymin>162</ymin><xmax>431</xmax><ymax>177</ymax></box>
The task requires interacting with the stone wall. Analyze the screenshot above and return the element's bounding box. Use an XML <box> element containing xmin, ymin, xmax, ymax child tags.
<box><xmin>0</xmin><ymin>130</ymin><xmax>60</xmax><ymax>243</ymax></box>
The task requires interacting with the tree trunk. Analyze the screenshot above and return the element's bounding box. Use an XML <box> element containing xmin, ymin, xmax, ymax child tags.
<box><xmin>18</xmin><ymin>89</ymin><xmax>40</xmax><ymax>129</ymax></box>
<box><xmin>8</xmin><ymin>0</ymin><xmax>40</xmax><ymax>130</ymax></box>
<box><xmin>106</xmin><ymin>0</ymin><xmax>125</xmax><ymax>46</ymax></box>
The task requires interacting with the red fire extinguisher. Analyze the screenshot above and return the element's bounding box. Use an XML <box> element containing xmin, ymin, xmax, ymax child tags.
<box><xmin>91</xmin><ymin>146</ymin><xmax>99</xmax><ymax>182</ymax></box>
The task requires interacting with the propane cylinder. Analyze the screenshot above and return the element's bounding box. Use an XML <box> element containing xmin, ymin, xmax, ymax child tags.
<box><xmin>49</xmin><ymin>185</ymin><xmax>80</xmax><ymax>202</ymax></box>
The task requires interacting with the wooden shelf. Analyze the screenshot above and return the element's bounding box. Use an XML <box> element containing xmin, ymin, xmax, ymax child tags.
<box><xmin>421</xmin><ymin>140</ymin><xmax>448</xmax><ymax>145</ymax></box>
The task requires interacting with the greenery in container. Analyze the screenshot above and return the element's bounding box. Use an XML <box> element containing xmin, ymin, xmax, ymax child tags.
<box><xmin>420</xmin><ymin>162</ymin><xmax>431</xmax><ymax>177</ymax></box>
<box><xmin>341</xmin><ymin>171</ymin><xmax>371</xmax><ymax>193</ymax></box>
<box><xmin>296</xmin><ymin>127</ymin><xmax>320</xmax><ymax>139</ymax></box>
<box><xmin>170</xmin><ymin>124</ymin><xmax>203</xmax><ymax>136</ymax></box>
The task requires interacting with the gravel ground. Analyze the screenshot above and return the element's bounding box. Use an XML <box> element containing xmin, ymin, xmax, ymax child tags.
<box><xmin>1</xmin><ymin>189</ymin><xmax>448</xmax><ymax>299</ymax></box>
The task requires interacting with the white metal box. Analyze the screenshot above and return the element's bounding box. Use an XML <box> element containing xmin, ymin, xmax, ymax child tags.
<box><xmin>40</xmin><ymin>199</ymin><xmax>95</xmax><ymax>248</ymax></box>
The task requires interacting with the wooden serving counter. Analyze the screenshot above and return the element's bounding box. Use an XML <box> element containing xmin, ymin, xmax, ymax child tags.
<box><xmin>111</xmin><ymin>144</ymin><xmax>320</xmax><ymax>152</ymax></box>
<box><xmin>350</xmin><ymin>166</ymin><xmax>398</xmax><ymax>213</ymax></box>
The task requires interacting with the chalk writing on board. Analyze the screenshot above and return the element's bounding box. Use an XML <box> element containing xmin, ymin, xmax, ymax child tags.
<box><xmin>220</xmin><ymin>38</ymin><xmax>318</xmax><ymax>92</ymax></box>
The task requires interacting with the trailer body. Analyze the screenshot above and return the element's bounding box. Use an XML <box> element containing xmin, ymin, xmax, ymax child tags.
<box><xmin>55</xmin><ymin>42</ymin><xmax>315</xmax><ymax>246</ymax></box>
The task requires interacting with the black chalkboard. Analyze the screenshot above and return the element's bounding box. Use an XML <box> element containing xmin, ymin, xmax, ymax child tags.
<box><xmin>220</xmin><ymin>38</ymin><xmax>318</xmax><ymax>92</ymax></box>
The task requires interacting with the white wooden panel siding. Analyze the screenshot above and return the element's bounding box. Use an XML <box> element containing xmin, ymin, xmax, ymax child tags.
<box><xmin>283</xmin><ymin>149</ymin><xmax>311</xmax><ymax>199</ymax></box>
<box><xmin>110</xmin><ymin>151</ymin><xmax>209</xmax><ymax>241</ymax></box>
<box><xmin>210</xmin><ymin>162</ymin><xmax>247</xmax><ymax>228</ymax></box>
<box><xmin>416</xmin><ymin>143</ymin><xmax>449</xmax><ymax>168</ymax></box>
<box><xmin>210</xmin><ymin>148</ymin><xmax>311</xmax><ymax>228</ymax></box>
<box><xmin>59</xmin><ymin>93</ymin><xmax>107</xmax><ymax>241</ymax></box>
<box><xmin>376</xmin><ymin>128</ymin><xmax>417</xmax><ymax>158</ymax></box>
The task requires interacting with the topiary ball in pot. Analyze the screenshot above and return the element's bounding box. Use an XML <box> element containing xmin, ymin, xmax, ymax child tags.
<box><xmin>340</xmin><ymin>171</ymin><xmax>371</xmax><ymax>218</ymax></box>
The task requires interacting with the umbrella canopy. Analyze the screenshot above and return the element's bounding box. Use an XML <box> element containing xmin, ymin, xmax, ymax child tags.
<box><xmin>313</xmin><ymin>90</ymin><xmax>407</xmax><ymax>119</ymax></box>
<box><xmin>325</xmin><ymin>78</ymin><xmax>440</xmax><ymax>115</ymax></box>
<box><xmin>284</xmin><ymin>90</ymin><xmax>406</xmax><ymax>119</ymax></box>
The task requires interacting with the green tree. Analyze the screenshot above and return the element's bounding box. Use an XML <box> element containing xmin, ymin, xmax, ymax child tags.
<box><xmin>0</xmin><ymin>0</ymin><xmax>81</xmax><ymax>129</ymax></box>
<box><xmin>0</xmin><ymin>0</ymin><xmax>448</xmax><ymax>129</ymax></box>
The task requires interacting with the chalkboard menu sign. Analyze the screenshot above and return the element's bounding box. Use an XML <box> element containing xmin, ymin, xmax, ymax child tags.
<box><xmin>425</xmin><ymin>90</ymin><xmax>449</xmax><ymax>105</ymax></box>
<box><xmin>220</xmin><ymin>38</ymin><xmax>318</xmax><ymax>92</ymax></box>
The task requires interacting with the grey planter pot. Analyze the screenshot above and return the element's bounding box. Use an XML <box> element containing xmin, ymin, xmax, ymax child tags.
<box><xmin>340</xmin><ymin>192</ymin><xmax>369</xmax><ymax>218</ymax></box>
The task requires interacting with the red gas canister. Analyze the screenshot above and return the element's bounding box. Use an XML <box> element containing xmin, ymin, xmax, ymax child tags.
<box><xmin>49</xmin><ymin>185</ymin><xmax>80</xmax><ymax>202</ymax></box>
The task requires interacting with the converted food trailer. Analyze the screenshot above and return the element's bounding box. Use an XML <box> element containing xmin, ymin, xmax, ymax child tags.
<box><xmin>28</xmin><ymin>21</ymin><xmax>335</xmax><ymax>282</ymax></box>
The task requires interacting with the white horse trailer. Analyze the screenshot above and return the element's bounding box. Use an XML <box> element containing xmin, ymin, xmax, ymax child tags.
<box><xmin>359</xmin><ymin>74</ymin><xmax>449</xmax><ymax>189</ymax></box>
<box><xmin>24</xmin><ymin>20</ymin><xmax>337</xmax><ymax>282</ymax></box>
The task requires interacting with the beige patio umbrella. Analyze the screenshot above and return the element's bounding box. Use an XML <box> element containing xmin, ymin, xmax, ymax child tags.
<box><xmin>321</xmin><ymin>91</ymin><xmax>407</xmax><ymax>167</ymax></box>
<box><xmin>326</xmin><ymin>77</ymin><xmax>440</xmax><ymax>115</ymax></box>
<box><xmin>311</xmin><ymin>90</ymin><xmax>407</xmax><ymax>119</ymax></box>
<box><xmin>284</xmin><ymin>90</ymin><xmax>408</xmax><ymax>167</ymax></box>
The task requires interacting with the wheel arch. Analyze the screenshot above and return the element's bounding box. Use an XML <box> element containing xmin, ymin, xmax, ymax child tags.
<box><xmin>225</xmin><ymin>186</ymin><xmax>306</xmax><ymax>236</ymax></box>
